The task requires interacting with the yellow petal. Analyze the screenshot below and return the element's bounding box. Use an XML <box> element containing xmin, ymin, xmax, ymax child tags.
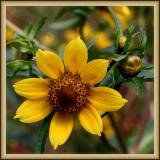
<box><xmin>49</xmin><ymin>112</ymin><xmax>73</xmax><ymax>150</ymax></box>
<box><xmin>88</xmin><ymin>87</ymin><xmax>128</xmax><ymax>112</ymax></box>
<box><xmin>36</xmin><ymin>49</ymin><xmax>64</xmax><ymax>79</ymax></box>
<box><xmin>81</xmin><ymin>59</ymin><xmax>109</xmax><ymax>85</ymax></box>
<box><xmin>78</xmin><ymin>105</ymin><xmax>103</xmax><ymax>136</ymax></box>
<box><xmin>64</xmin><ymin>36</ymin><xmax>88</xmax><ymax>74</ymax></box>
<box><xmin>14</xmin><ymin>98</ymin><xmax>52</xmax><ymax>123</ymax></box>
<box><xmin>13</xmin><ymin>78</ymin><xmax>49</xmax><ymax>99</ymax></box>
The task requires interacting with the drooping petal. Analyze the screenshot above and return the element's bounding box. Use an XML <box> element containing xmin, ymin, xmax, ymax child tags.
<box><xmin>80</xmin><ymin>59</ymin><xmax>109</xmax><ymax>85</ymax></box>
<box><xmin>64</xmin><ymin>36</ymin><xmax>88</xmax><ymax>74</ymax></box>
<box><xmin>88</xmin><ymin>87</ymin><xmax>128</xmax><ymax>112</ymax></box>
<box><xmin>78</xmin><ymin>104</ymin><xmax>103</xmax><ymax>136</ymax></box>
<box><xmin>36</xmin><ymin>49</ymin><xmax>64</xmax><ymax>79</ymax></box>
<box><xmin>14</xmin><ymin>98</ymin><xmax>52</xmax><ymax>123</ymax></box>
<box><xmin>13</xmin><ymin>78</ymin><xmax>49</xmax><ymax>99</ymax></box>
<box><xmin>49</xmin><ymin>112</ymin><xmax>73</xmax><ymax>150</ymax></box>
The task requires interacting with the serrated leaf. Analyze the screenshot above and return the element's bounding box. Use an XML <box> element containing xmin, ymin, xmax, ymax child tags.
<box><xmin>50</xmin><ymin>18</ymin><xmax>81</xmax><ymax>30</ymax></box>
<box><xmin>29</xmin><ymin>17</ymin><xmax>47</xmax><ymax>40</ymax></box>
<box><xmin>35</xmin><ymin>113</ymin><xmax>53</xmax><ymax>153</ymax></box>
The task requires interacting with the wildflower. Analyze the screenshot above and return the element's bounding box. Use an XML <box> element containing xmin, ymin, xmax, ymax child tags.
<box><xmin>13</xmin><ymin>36</ymin><xmax>127</xmax><ymax>149</ymax></box>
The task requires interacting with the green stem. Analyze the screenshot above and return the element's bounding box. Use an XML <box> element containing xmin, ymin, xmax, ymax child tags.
<box><xmin>108</xmin><ymin>113</ymin><xmax>128</xmax><ymax>153</ymax></box>
<box><xmin>35</xmin><ymin>113</ymin><xmax>53</xmax><ymax>153</ymax></box>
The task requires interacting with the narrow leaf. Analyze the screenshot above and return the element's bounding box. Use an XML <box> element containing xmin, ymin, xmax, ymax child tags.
<box><xmin>107</xmin><ymin>6</ymin><xmax>123</xmax><ymax>36</ymax></box>
<box><xmin>29</xmin><ymin>17</ymin><xmax>47</xmax><ymax>40</ymax></box>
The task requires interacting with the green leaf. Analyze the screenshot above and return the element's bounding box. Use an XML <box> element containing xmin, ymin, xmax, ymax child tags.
<box><xmin>114</xmin><ymin>28</ymin><xmax>121</xmax><ymax>50</ymax></box>
<box><xmin>7</xmin><ymin>60</ymin><xmax>31</xmax><ymax>77</ymax></box>
<box><xmin>24</xmin><ymin>24</ymin><xmax>33</xmax><ymax>36</ymax></box>
<box><xmin>29</xmin><ymin>17</ymin><xmax>47</xmax><ymax>40</ymax></box>
<box><xmin>50</xmin><ymin>17</ymin><xmax>81</xmax><ymax>30</ymax></box>
<box><xmin>141</xmin><ymin>30</ymin><xmax>147</xmax><ymax>49</ymax></box>
<box><xmin>107</xmin><ymin>6</ymin><xmax>123</xmax><ymax>36</ymax></box>
<box><xmin>100</xmin><ymin>64</ymin><xmax>122</xmax><ymax>87</ymax></box>
<box><xmin>7</xmin><ymin>60</ymin><xmax>30</xmax><ymax>70</ymax></box>
<box><xmin>112</xmin><ymin>54</ymin><xmax>127</xmax><ymax>61</ymax></box>
<box><xmin>86</xmin><ymin>39</ymin><xmax>97</xmax><ymax>50</ymax></box>
<box><xmin>124</xmin><ymin>77</ymin><xmax>147</xmax><ymax>94</ymax></box>
<box><xmin>124</xmin><ymin>26</ymin><xmax>134</xmax><ymax>51</ymax></box>
<box><xmin>35</xmin><ymin>113</ymin><xmax>53</xmax><ymax>153</ymax></box>
<box><xmin>141</xmin><ymin>66</ymin><xmax>154</xmax><ymax>71</ymax></box>
<box><xmin>137</xmin><ymin>66</ymin><xmax>154</xmax><ymax>82</ymax></box>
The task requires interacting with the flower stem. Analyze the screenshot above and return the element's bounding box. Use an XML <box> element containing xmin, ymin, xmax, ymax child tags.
<box><xmin>108</xmin><ymin>113</ymin><xmax>128</xmax><ymax>153</ymax></box>
<box><xmin>100</xmin><ymin>132</ymin><xmax>120</xmax><ymax>153</ymax></box>
<box><xmin>35</xmin><ymin>113</ymin><xmax>53</xmax><ymax>153</ymax></box>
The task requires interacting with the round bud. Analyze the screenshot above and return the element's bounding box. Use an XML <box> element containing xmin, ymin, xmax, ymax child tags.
<box><xmin>118</xmin><ymin>55</ymin><xmax>142</xmax><ymax>78</ymax></box>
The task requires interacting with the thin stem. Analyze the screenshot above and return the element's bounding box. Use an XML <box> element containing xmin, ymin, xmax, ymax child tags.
<box><xmin>100</xmin><ymin>132</ymin><xmax>120</xmax><ymax>153</ymax></box>
<box><xmin>108</xmin><ymin>113</ymin><xmax>128</xmax><ymax>153</ymax></box>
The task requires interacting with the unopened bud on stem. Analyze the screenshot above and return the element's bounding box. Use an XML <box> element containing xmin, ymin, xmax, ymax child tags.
<box><xmin>118</xmin><ymin>55</ymin><xmax>142</xmax><ymax>78</ymax></box>
<box><xmin>118</xmin><ymin>36</ymin><xmax>127</xmax><ymax>49</ymax></box>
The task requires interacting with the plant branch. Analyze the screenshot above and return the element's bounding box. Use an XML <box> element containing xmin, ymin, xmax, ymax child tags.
<box><xmin>6</xmin><ymin>19</ymin><xmax>49</xmax><ymax>50</ymax></box>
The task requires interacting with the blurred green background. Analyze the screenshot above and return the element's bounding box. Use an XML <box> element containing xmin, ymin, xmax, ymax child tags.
<box><xmin>6</xmin><ymin>6</ymin><xmax>154</xmax><ymax>154</ymax></box>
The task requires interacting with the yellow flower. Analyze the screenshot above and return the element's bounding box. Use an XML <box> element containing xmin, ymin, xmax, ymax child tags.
<box><xmin>13</xmin><ymin>37</ymin><xmax>128</xmax><ymax>150</ymax></box>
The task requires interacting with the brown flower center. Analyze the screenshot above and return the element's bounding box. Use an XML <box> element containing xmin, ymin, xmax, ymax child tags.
<box><xmin>48</xmin><ymin>72</ymin><xmax>89</xmax><ymax>114</ymax></box>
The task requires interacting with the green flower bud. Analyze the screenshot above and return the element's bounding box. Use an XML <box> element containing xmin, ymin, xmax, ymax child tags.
<box><xmin>118</xmin><ymin>36</ymin><xmax>127</xmax><ymax>49</ymax></box>
<box><xmin>118</xmin><ymin>55</ymin><xmax>142</xmax><ymax>78</ymax></box>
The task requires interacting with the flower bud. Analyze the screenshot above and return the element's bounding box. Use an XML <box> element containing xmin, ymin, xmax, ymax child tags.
<box><xmin>118</xmin><ymin>36</ymin><xmax>127</xmax><ymax>49</ymax></box>
<box><xmin>118</xmin><ymin>55</ymin><xmax>142</xmax><ymax>78</ymax></box>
